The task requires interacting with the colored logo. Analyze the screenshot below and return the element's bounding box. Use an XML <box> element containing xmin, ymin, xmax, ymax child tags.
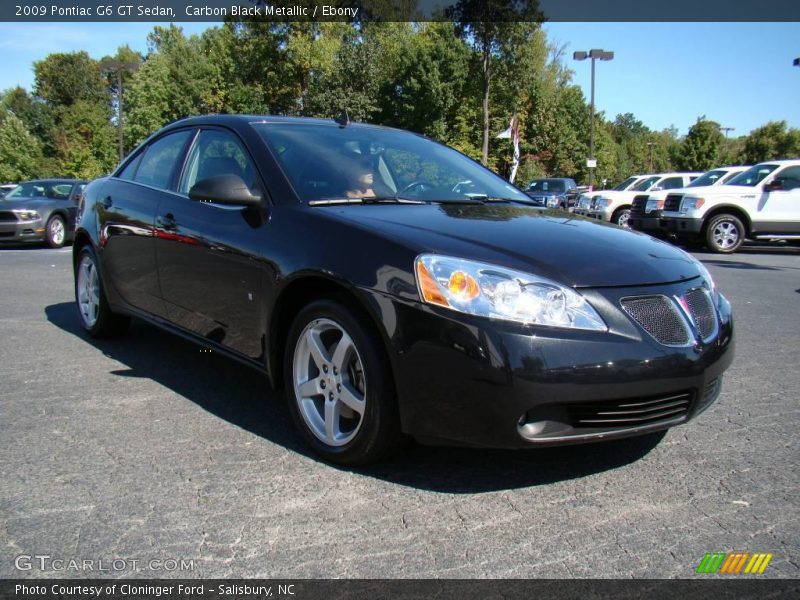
<box><xmin>696</xmin><ymin>552</ymin><xmax>773</xmax><ymax>574</ymax></box>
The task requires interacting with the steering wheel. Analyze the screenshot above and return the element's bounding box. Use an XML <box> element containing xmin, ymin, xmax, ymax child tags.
<box><xmin>399</xmin><ymin>181</ymin><xmax>437</xmax><ymax>196</ymax></box>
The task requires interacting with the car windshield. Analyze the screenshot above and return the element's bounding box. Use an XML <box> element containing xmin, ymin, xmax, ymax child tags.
<box><xmin>687</xmin><ymin>170</ymin><xmax>728</xmax><ymax>188</ymax></box>
<box><xmin>4</xmin><ymin>181</ymin><xmax>73</xmax><ymax>200</ymax></box>
<box><xmin>527</xmin><ymin>179</ymin><xmax>566</xmax><ymax>192</ymax></box>
<box><xmin>612</xmin><ymin>176</ymin><xmax>640</xmax><ymax>191</ymax></box>
<box><xmin>726</xmin><ymin>164</ymin><xmax>779</xmax><ymax>187</ymax></box>
<box><xmin>253</xmin><ymin>122</ymin><xmax>532</xmax><ymax>204</ymax></box>
<box><xmin>631</xmin><ymin>176</ymin><xmax>659</xmax><ymax>191</ymax></box>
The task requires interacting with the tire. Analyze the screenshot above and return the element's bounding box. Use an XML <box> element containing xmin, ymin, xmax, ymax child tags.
<box><xmin>284</xmin><ymin>298</ymin><xmax>403</xmax><ymax>465</ymax></box>
<box><xmin>74</xmin><ymin>245</ymin><xmax>130</xmax><ymax>338</ymax></box>
<box><xmin>613</xmin><ymin>208</ymin><xmax>631</xmax><ymax>228</ymax></box>
<box><xmin>46</xmin><ymin>214</ymin><xmax>67</xmax><ymax>248</ymax></box>
<box><xmin>705</xmin><ymin>214</ymin><xmax>744</xmax><ymax>253</ymax></box>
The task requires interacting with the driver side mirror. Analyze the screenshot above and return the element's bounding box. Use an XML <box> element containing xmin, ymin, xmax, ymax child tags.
<box><xmin>189</xmin><ymin>174</ymin><xmax>262</xmax><ymax>207</ymax></box>
<box><xmin>763</xmin><ymin>179</ymin><xmax>783</xmax><ymax>192</ymax></box>
<box><xmin>651</xmin><ymin>185</ymin><xmax>663</xmax><ymax>192</ymax></box>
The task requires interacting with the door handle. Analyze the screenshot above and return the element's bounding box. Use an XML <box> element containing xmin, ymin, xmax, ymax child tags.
<box><xmin>157</xmin><ymin>213</ymin><xmax>177</xmax><ymax>231</ymax></box>
<box><xmin>102</xmin><ymin>196</ymin><xmax>113</xmax><ymax>209</ymax></box>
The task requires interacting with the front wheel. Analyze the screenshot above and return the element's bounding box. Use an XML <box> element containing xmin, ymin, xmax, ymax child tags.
<box><xmin>284</xmin><ymin>298</ymin><xmax>403</xmax><ymax>465</ymax></box>
<box><xmin>705</xmin><ymin>214</ymin><xmax>744</xmax><ymax>253</ymax></box>
<box><xmin>46</xmin><ymin>214</ymin><xmax>66</xmax><ymax>248</ymax></box>
<box><xmin>613</xmin><ymin>208</ymin><xmax>631</xmax><ymax>228</ymax></box>
<box><xmin>75</xmin><ymin>246</ymin><xmax>130</xmax><ymax>338</ymax></box>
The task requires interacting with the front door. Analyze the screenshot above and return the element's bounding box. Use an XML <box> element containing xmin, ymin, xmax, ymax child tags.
<box><xmin>154</xmin><ymin>128</ymin><xmax>270</xmax><ymax>361</ymax></box>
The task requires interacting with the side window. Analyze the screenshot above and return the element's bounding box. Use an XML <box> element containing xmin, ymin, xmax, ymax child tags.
<box><xmin>660</xmin><ymin>177</ymin><xmax>684</xmax><ymax>190</ymax></box>
<box><xmin>179</xmin><ymin>129</ymin><xmax>259</xmax><ymax>195</ymax></box>
<box><xmin>118</xmin><ymin>152</ymin><xmax>143</xmax><ymax>181</ymax></box>
<box><xmin>133</xmin><ymin>130</ymin><xmax>192</xmax><ymax>190</ymax></box>
<box><xmin>774</xmin><ymin>166</ymin><xmax>800</xmax><ymax>192</ymax></box>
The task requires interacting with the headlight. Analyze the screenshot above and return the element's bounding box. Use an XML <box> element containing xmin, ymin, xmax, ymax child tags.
<box><xmin>645</xmin><ymin>199</ymin><xmax>664</xmax><ymax>214</ymax></box>
<box><xmin>595</xmin><ymin>198</ymin><xmax>609</xmax><ymax>209</ymax></box>
<box><xmin>415</xmin><ymin>254</ymin><xmax>607</xmax><ymax>331</ymax></box>
<box><xmin>12</xmin><ymin>209</ymin><xmax>40</xmax><ymax>221</ymax></box>
<box><xmin>680</xmin><ymin>197</ymin><xmax>705</xmax><ymax>213</ymax></box>
<box><xmin>547</xmin><ymin>196</ymin><xmax>560</xmax><ymax>207</ymax></box>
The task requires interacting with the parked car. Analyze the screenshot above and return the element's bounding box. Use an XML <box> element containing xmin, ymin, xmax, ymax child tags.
<box><xmin>73</xmin><ymin>115</ymin><xmax>734</xmax><ymax>464</ymax></box>
<box><xmin>586</xmin><ymin>172</ymin><xmax>702</xmax><ymax>228</ymax></box>
<box><xmin>629</xmin><ymin>166</ymin><xmax>748</xmax><ymax>237</ymax></box>
<box><xmin>661</xmin><ymin>160</ymin><xmax>800</xmax><ymax>253</ymax></box>
<box><xmin>523</xmin><ymin>177</ymin><xmax>578</xmax><ymax>209</ymax></box>
<box><xmin>0</xmin><ymin>179</ymin><xmax>87</xmax><ymax>247</ymax></box>
<box><xmin>0</xmin><ymin>183</ymin><xmax>17</xmax><ymax>198</ymax></box>
<box><xmin>573</xmin><ymin>175</ymin><xmax>649</xmax><ymax>217</ymax></box>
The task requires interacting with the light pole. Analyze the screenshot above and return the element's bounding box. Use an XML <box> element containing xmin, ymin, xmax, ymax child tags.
<box><xmin>646</xmin><ymin>142</ymin><xmax>656</xmax><ymax>172</ymax></box>
<box><xmin>721</xmin><ymin>127</ymin><xmax>735</xmax><ymax>162</ymax></box>
<box><xmin>100</xmin><ymin>59</ymin><xmax>140</xmax><ymax>162</ymax></box>
<box><xmin>573</xmin><ymin>49</ymin><xmax>614</xmax><ymax>190</ymax></box>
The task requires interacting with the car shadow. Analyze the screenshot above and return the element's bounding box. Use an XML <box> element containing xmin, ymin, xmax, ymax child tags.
<box><xmin>699</xmin><ymin>259</ymin><xmax>784</xmax><ymax>271</ymax></box>
<box><xmin>46</xmin><ymin>301</ymin><xmax>665</xmax><ymax>493</ymax></box>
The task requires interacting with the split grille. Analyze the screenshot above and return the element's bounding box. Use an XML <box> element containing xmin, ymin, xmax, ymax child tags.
<box><xmin>568</xmin><ymin>391</ymin><xmax>693</xmax><ymax>427</ymax></box>
<box><xmin>621</xmin><ymin>296</ymin><xmax>691</xmax><ymax>346</ymax></box>
<box><xmin>684</xmin><ymin>288</ymin><xmax>717</xmax><ymax>340</ymax></box>
<box><xmin>630</xmin><ymin>194</ymin><xmax>650</xmax><ymax>217</ymax></box>
<box><xmin>664</xmin><ymin>193</ymin><xmax>684</xmax><ymax>212</ymax></box>
<box><xmin>0</xmin><ymin>211</ymin><xmax>18</xmax><ymax>222</ymax></box>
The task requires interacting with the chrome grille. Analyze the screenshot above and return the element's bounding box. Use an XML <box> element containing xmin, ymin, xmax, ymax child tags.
<box><xmin>684</xmin><ymin>287</ymin><xmax>717</xmax><ymax>340</ymax></box>
<box><xmin>621</xmin><ymin>296</ymin><xmax>691</xmax><ymax>346</ymax></box>
<box><xmin>630</xmin><ymin>194</ymin><xmax>650</xmax><ymax>217</ymax></box>
<box><xmin>664</xmin><ymin>193</ymin><xmax>683</xmax><ymax>212</ymax></box>
<box><xmin>568</xmin><ymin>391</ymin><xmax>693</xmax><ymax>427</ymax></box>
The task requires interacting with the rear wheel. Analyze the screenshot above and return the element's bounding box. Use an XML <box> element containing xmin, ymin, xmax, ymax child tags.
<box><xmin>75</xmin><ymin>246</ymin><xmax>130</xmax><ymax>338</ymax></box>
<box><xmin>613</xmin><ymin>208</ymin><xmax>631</xmax><ymax>228</ymax></box>
<box><xmin>284</xmin><ymin>298</ymin><xmax>403</xmax><ymax>465</ymax></box>
<box><xmin>705</xmin><ymin>214</ymin><xmax>744</xmax><ymax>253</ymax></box>
<box><xmin>46</xmin><ymin>214</ymin><xmax>66</xmax><ymax>248</ymax></box>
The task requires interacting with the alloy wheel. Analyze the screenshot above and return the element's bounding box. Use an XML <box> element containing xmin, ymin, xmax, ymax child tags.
<box><xmin>292</xmin><ymin>318</ymin><xmax>367</xmax><ymax>447</ymax></box>
<box><xmin>712</xmin><ymin>220</ymin><xmax>739</xmax><ymax>250</ymax></box>
<box><xmin>49</xmin><ymin>218</ymin><xmax>65</xmax><ymax>245</ymax></box>
<box><xmin>76</xmin><ymin>254</ymin><xmax>100</xmax><ymax>328</ymax></box>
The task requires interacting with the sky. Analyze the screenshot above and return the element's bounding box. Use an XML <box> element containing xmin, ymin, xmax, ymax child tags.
<box><xmin>0</xmin><ymin>21</ymin><xmax>798</xmax><ymax>137</ymax></box>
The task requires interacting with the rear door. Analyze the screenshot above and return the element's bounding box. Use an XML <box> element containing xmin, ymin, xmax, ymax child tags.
<box><xmin>154</xmin><ymin>127</ymin><xmax>269</xmax><ymax>361</ymax></box>
<box><xmin>99</xmin><ymin>129</ymin><xmax>194</xmax><ymax>317</ymax></box>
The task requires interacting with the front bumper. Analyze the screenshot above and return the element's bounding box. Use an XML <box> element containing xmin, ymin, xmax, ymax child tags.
<box><xmin>366</xmin><ymin>280</ymin><xmax>734</xmax><ymax>449</ymax></box>
<box><xmin>0</xmin><ymin>218</ymin><xmax>45</xmax><ymax>243</ymax></box>
<box><xmin>586</xmin><ymin>209</ymin><xmax>611</xmax><ymax>222</ymax></box>
<box><xmin>663</xmin><ymin>216</ymin><xmax>704</xmax><ymax>235</ymax></box>
<box><xmin>628</xmin><ymin>215</ymin><xmax>665</xmax><ymax>233</ymax></box>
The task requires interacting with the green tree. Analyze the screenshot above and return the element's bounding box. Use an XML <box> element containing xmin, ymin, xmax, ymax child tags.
<box><xmin>448</xmin><ymin>1</ymin><xmax>543</xmax><ymax>165</ymax></box>
<box><xmin>33</xmin><ymin>52</ymin><xmax>106</xmax><ymax>107</ymax></box>
<box><xmin>53</xmin><ymin>100</ymin><xmax>117</xmax><ymax>178</ymax></box>
<box><xmin>741</xmin><ymin>121</ymin><xmax>800</xmax><ymax>164</ymax></box>
<box><xmin>0</xmin><ymin>87</ymin><xmax>56</xmax><ymax>157</ymax></box>
<box><xmin>0</xmin><ymin>111</ymin><xmax>43</xmax><ymax>182</ymax></box>
<box><xmin>674</xmin><ymin>118</ymin><xmax>724</xmax><ymax>171</ymax></box>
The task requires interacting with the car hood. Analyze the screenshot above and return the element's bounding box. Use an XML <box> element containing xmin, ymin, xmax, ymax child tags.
<box><xmin>323</xmin><ymin>203</ymin><xmax>702</xmax><ymax>288</ymax></box>
<box><xmin>681</xmin><ymin>184</ymin><xmax>755</xmax><ymax>197</ymax></box>
<box><xmin>526</xmin><ymin>190</ymin><xmax>562</xmax><ymax>196</ymax></box>
<box><xmin>0</xmin><ymin>197</ymin><xmax>51</xmax><ymax>209</ymax></box>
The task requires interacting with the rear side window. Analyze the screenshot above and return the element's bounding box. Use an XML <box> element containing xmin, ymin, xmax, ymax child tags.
<box><xmin>133</xmin><ymin>130</ymin><xmax>193</xmax><ymax>190</ymax></box>
<box><xmin>118</xmin><ymin>152</ymin><xmax>143</xmax><ymax>181</ymax></box>
<box><xmin>775</xmin><ymin>166</ymin><xmax>800</xmax><ymax>191</ymax></box>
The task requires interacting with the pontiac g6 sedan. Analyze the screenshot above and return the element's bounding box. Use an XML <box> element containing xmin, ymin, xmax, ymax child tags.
<box><xmin>73</xmin><ymin>115</ymin><xmax>734</xmax><ymax>464</ymax></box>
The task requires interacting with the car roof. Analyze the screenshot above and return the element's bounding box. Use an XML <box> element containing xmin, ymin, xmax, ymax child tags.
<box><xmin>165</xmin><ymin>113</ymin><xmax>403</xmax><ymax>133</ymax></box>
<box><xmin>754</xmin><ymin>159</ymin><xmax>800</xmax><ymax>167</ymax></box>
<box><xmin>20</xmin><ymin>179</ymin><xmax>85</xmax><ymax>185</ymax></box>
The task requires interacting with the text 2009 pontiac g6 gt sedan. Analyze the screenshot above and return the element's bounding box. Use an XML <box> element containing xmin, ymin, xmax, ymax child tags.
<box><xmin>73</xmin><ymin>115</ymin><xmax>734</xmax><ymax>464</ymax></box>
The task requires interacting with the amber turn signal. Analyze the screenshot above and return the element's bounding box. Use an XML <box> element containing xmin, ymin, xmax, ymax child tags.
<box><xmin>416</xmin><ymin>260</ymin><xmax>449</xmax><ymax>307</ymax></box>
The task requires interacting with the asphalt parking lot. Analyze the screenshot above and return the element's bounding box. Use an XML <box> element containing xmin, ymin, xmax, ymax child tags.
<box><xmin>0</xmin><ymin>242</ymin><xmax>798</xmax><ymax>579</ymax></box>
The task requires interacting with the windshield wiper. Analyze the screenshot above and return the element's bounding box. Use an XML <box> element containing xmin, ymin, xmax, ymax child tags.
<box><xmin>470</xmin><ymin>195</ymin><xmax>539</xmax><ymax>205</ymax></box>
<box><xmin>308</xmin><ymin>196</ymin><xmax>425</xmax><ymax>206</ymax></box>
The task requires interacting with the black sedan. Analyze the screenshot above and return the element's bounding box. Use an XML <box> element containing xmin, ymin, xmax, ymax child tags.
<box><xmin>73</xmin><ymin>115</ymin><xmax>734</xmax><ymax>464</ymax></box>
<box><xmin>0</xmin><ymin>179</ymin><xmax>86</xmax><ymax>247</ymax></box>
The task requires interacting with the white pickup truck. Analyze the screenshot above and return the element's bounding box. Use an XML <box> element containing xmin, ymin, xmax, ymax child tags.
<box><xmin>573</xmin><ymin>174</ymin><xmax>649</xmax><ymax>217</ymax></box>
<box><xmin>661</xmin><ymin>160</ymin><xmax>800</xmax><ymax>253</ymax></box>
<box><xmin>584</xmin><ymin>172</ymin><xmax>701</xmax><ymax>227</ymax></box>
<box><xmin>628</xmin><ymin>166</ymin><xmax>747</xmax><ymax>237</ymax></box>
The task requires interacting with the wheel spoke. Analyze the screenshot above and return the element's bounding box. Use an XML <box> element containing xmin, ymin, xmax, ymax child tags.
<box><xmin>305</xmin><ymin>329</ymin><xmax>331</xmax><ymax>369</ymax></box>
<box><xmin>324</xmin><ymin>398</ymin><xmax>340</xmax><ymax>443</ymax></box>
<box><xmin>338</xmin><ymin>383</ymin><xmax>365</xmax><ymax>415</ymax></box>
<box><xmin>297</xmin><ymin>377</ymin><xmax>321</xmax><ymax>398</ymax></box>
<box><xmin>331</xmin><ymin>332</ymin><xmax>354</xmax><ymax>373</ymax></box>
